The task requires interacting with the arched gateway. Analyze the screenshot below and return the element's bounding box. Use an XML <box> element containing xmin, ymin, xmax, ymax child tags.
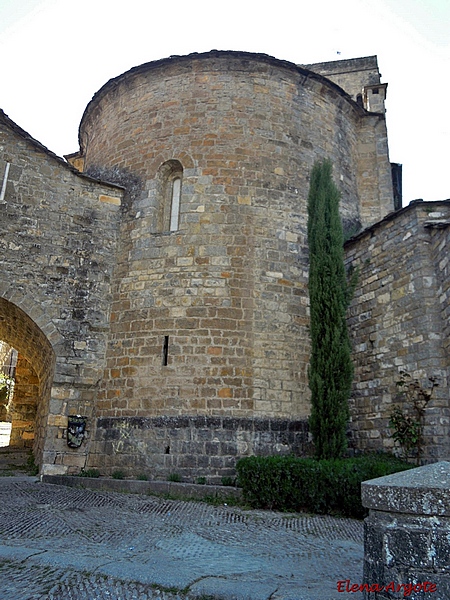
<box><xmin>0</xmin><ymin>297</ymin><xmax>55</xmax><ymax>462</ymax></box>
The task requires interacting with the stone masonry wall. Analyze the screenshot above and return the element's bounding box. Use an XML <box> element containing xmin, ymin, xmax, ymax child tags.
<box><xmin>8</xmin><ymin>354</ymin><xmax>38</xmax><ymax>448</ymax></box>
<box><xmin>356</xmin><ymin>114</ymin><xmax>393</xmax><ymax>227</ymax></box>
<box><xmin>0</xmin><ymin>110</ymin><xmax>123</xmax><ymax>472</ymax></box>
<box><xmin>345</xmin><ymin>201</ymin><xmax>450</xmax><ymax>461</ymax></box>
<box><xmin>1</xmin><ymin>51</ymin><xmax>407</xmax><ymax>478</ymax></box>
<box><xmin>73</xmin><ymin>51</ymin><xmax>395</xmax><ymax>477</ymax></box>
<box><xmin>88</xmin><ymin>415</ymin><xmax>310</xmax><ymax>482</ymax></box>
<box><xmin>305</xmin><ymin>56</ymin><xmax>393</xmax><ymax>227</ymax></box>
<box><xmin>304</xmin><ymin>56</ymin><xmax>382</xmax><ymax>101</ymax></box>
<box><xmin>426</xmin><ymin>208</ymin><xmax>450</xmax><ymax>406</ymax></box>
<box><xmin>78</xmin><ymin>52</ymin><xmax>391</xmax><ymax>429</ymax></box>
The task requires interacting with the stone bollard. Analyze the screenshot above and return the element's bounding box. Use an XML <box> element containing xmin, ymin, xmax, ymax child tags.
<box><xmin>361</xmin><ymin>461</ymin><xmax>450</xmax><ymax>599</ymax></box>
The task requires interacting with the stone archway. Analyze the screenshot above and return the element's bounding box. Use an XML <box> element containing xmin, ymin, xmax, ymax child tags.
<box><xmin>0</xmin><ymin>298</ymin><xmax>55</xmax><ymax>466</ymax></box>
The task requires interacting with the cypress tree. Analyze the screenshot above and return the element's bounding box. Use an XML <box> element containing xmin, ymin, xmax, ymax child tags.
<box><xmin>307</xmin><ymin>159</ymin><xmax>353</xmax><ymax>459</ymax></box>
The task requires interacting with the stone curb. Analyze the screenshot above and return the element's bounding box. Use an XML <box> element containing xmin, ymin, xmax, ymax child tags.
<box><xmin>42</xmin><ymin>474</ymin><xmax>243</xmax><ymax>500</ymax></box>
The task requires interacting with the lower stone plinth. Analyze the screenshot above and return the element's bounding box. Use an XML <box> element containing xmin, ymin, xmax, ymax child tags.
<box><xmin>87</xmin><ymin>415</ymin><xmax>310</xmax><ymax>482</ymax></box>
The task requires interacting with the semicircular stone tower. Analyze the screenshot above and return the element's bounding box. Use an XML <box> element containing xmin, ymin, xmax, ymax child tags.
<box><xmin>77</xmin><ymin>51</ymin><xmax>394</xmax><ymax>479</ymax></box>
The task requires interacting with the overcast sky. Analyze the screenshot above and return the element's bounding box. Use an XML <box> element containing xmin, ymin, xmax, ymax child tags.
<box><xmin>0</xmin><ymin>0</ymin><xmax>448</xmax><ymax>204</ymax></box>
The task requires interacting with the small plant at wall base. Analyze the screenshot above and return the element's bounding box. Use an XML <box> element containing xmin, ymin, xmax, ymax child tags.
<box><xmin>78</xmin><ymin>468</ymin><xmax>101</xmax><ymax>478</ymax></box>
<box><xmin>389</xmin><ymin>371</ymin><xmax>438</xmax><ymax>464</ymax></box>
<box><xmin>307</xmin><ymin>159</ymin><xmax>354</xmax><ymax>459</ymax></box>
<box><xmin>221</xmin><ymin>476</ymin><xmax>236</xmax><ymax>487</ymax></box>
<box><xmin>389</xmin><ymin>408</ymin><xmax>420</xmax><ymax>462</ymax></box>
<box><xmin>26</xmin><ymin>451</ymin><xmax>39</xmax><ymax>476</ymax></box>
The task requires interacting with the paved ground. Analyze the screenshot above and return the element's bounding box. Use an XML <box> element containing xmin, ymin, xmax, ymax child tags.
<box><xmin>0</xmin><ymin>475</ymin><xmax>364</xmax><ymax>600</ymax></box>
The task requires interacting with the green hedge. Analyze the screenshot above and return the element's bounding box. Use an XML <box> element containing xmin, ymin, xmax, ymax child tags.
<box><xmin>236</xmin><ymin>454</ymin><xmax>413</xmax><ymax>518</ymax></box>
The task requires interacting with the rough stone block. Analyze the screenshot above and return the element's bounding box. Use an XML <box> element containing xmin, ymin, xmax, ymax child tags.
<box><xmin>362</xmin><ymin>462</ymin><xmax>450</xmax><ymax>599</ymax></box>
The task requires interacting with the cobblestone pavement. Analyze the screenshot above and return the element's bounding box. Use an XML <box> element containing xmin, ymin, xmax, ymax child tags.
<box><xmin>0</xmin><ymin>476</ymin><xmax>364</xmax><ymax>600</ymax></box>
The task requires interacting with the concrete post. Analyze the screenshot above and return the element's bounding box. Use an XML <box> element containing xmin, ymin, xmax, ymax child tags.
<box><xmin>361</xmin><ymin>462</ymin><xmax>450</xmax><ymax>599</ymax></box>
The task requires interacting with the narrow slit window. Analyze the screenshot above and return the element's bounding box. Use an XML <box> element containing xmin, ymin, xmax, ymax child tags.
<box><xmin>162</xmin><ymin>335</ymin><xmax>169</xmax><ymax>366</ymax></box>
<box><xmin>0</xmin><ymin>162</ymin><xmax>11</xmax><ymax>203</ymax></box>
<box><xmin>169</xmin><ymin>177</ymin><xmax>181</xmax><ymax>231</ymax></box>
<box><xmin>156</xmin><ymin>160</ymin><xmax>183</xmax><ymax>233</ymax></box>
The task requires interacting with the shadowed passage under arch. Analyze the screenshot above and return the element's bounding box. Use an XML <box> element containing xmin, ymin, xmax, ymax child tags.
<box><xmin>0</xmin><ymin>298</ymin><xmax>55</xmax><ymax>458</ymax></box>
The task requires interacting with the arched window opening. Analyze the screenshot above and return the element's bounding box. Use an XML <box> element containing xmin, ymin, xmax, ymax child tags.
<box><xmin>169</xmin><ymin>177</ymin><xmax>181</xmax><ymax>231</ymax></box>
<box><xmin>155</xmin><ymin>160</ymin><xmax>183</xmax><ymax>233</ymax></box>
